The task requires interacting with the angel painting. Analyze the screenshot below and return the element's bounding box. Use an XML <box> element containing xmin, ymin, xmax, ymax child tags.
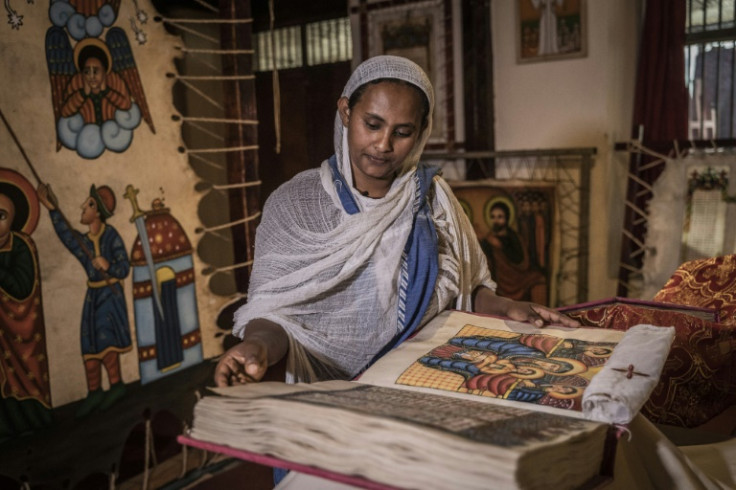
<box><xmin>45</xmin><ymin>26</ymin><xmax>154</xmax><ymax>159</ymax></box>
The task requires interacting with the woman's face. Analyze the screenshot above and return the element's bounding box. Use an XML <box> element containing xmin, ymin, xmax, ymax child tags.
<box><xmin>338</xmin><ymin>81</ymin><xmax>425</xmax><ymax>197</ymax></box>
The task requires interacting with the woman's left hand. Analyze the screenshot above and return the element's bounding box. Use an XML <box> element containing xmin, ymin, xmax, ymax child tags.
<box><xmin>473</xmin><ymin>286</ymin><xmax>580</xmax><ymax>328</ymax></box>
<box><xmin>504</xmin><ymin>300</ymin><xmax>580</xmax><ymax>328</ymax></box>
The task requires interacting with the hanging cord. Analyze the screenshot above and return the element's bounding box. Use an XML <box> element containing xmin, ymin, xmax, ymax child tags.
<box><xmin>157</xmin><ymin>17</ymin><xmax>254</xmax><ymax>45</ymax></box>
<box><xmin>174</xmin><ymin>78</ymin><xmax>225</xmax><ymax>110</ymax></box>
<box><xmin>207</xmin><ymin>180</ymin><xmax>262</xmax><ymax>191</ymax></box>
<box><xmin>203</xmin><ymin>259</ymin><xmax>254</xmax><ymax>275</ymax></box>
<box><xmin>180</xmin><ymin>116</ymin><xmax>258</xmax><ymax>125</ymax></box>
<box><xmin>108</xmin><ymin>464</ymin><xmax>117</xmax><ymax>490</ymax></box>
<box><xmin>166</xmin><ymin>22</ymin><xmax>220</xmax><ymax>44</ymax></box>
<box><xmin>164</xmin><ymin>8</ymin><xmax>264</xmax><ymax>300</ymax></box>
<box><xmin>195</xmin><ymin>211</ymin><xmax>261</xmax><ymax>234</ymax></box>
<box><xmin>178</xmin><ymin>47</ymin><xmax>254</xmax><ymax>55</ymax></box>
<box><xmin>192</xmin><ymin>390</ymin><xmax>210</xmax><ymax>470</ymax></box>
<box><xmin>628</xmin><ymin>139</ymin><xmax>674</xmax><ymax>164</ymax></box>
<box><xmin>187</xmin><ymin>121</ymin><xmax>226</xmax><ymax>142</ymax></box>
<box><xmin>192</xmin><ymin>0</ymin><xmax>218</xmax><ymax>13</ymax></box>
<box><xmin>141</xmin><ymin>412</ymin><xmax>158</xmax><ymax>490</ymax></box>
<box><xmin>142</xmin><ymin>416</ymin><xmax>152</xmax><ymax>490</ymax></box>
<box><xmin>188</xmin><ymin>152</ymin><xmax>225</xmax><ymax>170</ymax></box>
<box><xmin>158</xmin><ymin>17</ymin><xmax>253</xmax><ymax>24</ymax></box>
<box><xmin>617</xmin><ymin>137</ymin><xmax>682</xmax><ymax>292</ymax></box>
<box><xmin>180</xmin><ymin>422</ymin><xmax>190</xmax><ymax>479</ymax></box>
<box><xmin>270</xmin><ymin>0</ymin><xmax>281</xmax><ymax>154</ymax></box>
<box><xmin>185</xmin><ymin>144</ymin><xmax>258</xmax><ymax>154</ymax></box>
<box><xmin>173</xmin><ymin>74</ymin><xmax>255</xmax><ymax>81</ymax></box>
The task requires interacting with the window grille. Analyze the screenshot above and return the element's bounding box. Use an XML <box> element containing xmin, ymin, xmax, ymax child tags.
<box><xmin>254</xmin><ymin>17</ymin><xmax>352</xmax><ymax>72</ymax></box>
<box><xmin>686</xmin><ymin>0</ymin><xmax>736</xmax><ymax>139</ymax></box>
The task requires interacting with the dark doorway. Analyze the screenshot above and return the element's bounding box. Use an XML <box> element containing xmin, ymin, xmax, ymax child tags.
<box><xmin>255</xmin><ymin>61</ymin><xmax>352</xmax><ymax>203</ymax></box>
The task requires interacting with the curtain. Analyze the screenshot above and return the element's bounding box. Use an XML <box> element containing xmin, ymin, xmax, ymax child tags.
<box><xmin>618</xmin><ymin>0</ymin><xmax>688</xmax><ymax>296</ymax></box>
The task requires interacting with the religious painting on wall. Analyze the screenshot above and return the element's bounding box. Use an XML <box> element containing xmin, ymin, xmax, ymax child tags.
<box><xmin>451</xmin><ymin>182</ymin><xmax>557</xmax><ymax>306</ymax></box>
<box><xmin>640</xmin><ymin>155</ymin><xmax>736</xmax><ymax>299</ymax></box>
<box><xmin>681</xmin><ymin>166</ymin><xmax>732</xmax><ymax>262</ymax></box>
<box><xmin>45</xmin><ymin>14</ymin><xmax>155</xmax><ymax>159</ymax></box>
<box><xmin>125</xmin><ymin>185</ymin><xmax>204</xmax><ymax>385</ymax></box>
<box><xmin>517</xmin><ymin>0</ymin><xmax>587</xmax><ymax>64</ymax></box>
<box><xmin>0</xmin><ymin>0</ymin><xmax>254</xmax><ymax>484</ymax></box>
<box><xmin>360</xmin><ymin>0</ymin><xmax>452</xmax><ymax>147</ymax></box>
<box><xmin>0</xmin><ymin>0</ymin><xmax>226</xmax><ymax>423</ymax></box>
<box><xmin>0</xmin><ymin>168</ymin><xmax>53</xmax><ymax>440</ymax></box>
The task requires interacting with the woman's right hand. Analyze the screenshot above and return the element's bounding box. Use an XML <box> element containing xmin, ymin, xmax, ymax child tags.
<box><xmin>213</xmin><ymin>318</ymin><xmax>289</xmax><ymax>387</ymax></box>
<box><xmin>214</xmin><ymin>338</ymin><xmax>269</xmax><ymax>387</ymax></box>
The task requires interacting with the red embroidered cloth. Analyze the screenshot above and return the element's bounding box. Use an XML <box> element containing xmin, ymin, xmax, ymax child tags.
<box><xmin>654</xmin><ymin>254</ymin><xmax>736</xmax><ymax>326</ymax></box>
<box><xmin>561</xmin><ymin>301</ymin><xmax>735</xmax><ymax>428</ymax></box>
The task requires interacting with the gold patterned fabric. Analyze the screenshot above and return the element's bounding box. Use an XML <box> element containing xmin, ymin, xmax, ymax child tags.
<box><xmin>654</xmin><ymin>254</ymin><xmax>736</xmax><ymax>326</ymax></box>
<box><xmin>563</xmin><ymin>302</ymin><xmax>735</xmax><ymax>428</ymax></box>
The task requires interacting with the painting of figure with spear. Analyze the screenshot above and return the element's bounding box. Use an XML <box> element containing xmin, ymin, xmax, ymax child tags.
<box><xmin>37</xmin><ymin>183</ymin><xmax>133</xmax><ymax>417</ymax></box>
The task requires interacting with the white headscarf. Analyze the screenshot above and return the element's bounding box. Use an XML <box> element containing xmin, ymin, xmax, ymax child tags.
<box><xmin>335</xmin><ymin>55</ymin><xmax>434</xmax><ymax>174</ymax></box>
<box><xmin>233</xmin><ymin>56</ymin><xmax>493</xmax><ymax>382</ymax></box>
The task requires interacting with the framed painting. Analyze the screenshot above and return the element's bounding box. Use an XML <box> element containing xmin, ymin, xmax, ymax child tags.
<box><xmin>681</xmin><ymin>166</ymin><xmax>731</xmax><ymax>262</ymax></box>
<box><xmin>517</xmin><ymin>0</ymin><xmax>587</xmax><ymax>64</ymax></box>
<box><xmin>450</xmin><ymin>181</ymin><xmax>558</xmax><ymax>305</ymax></box>
<box><xmin>363</xmin><ymin>0</ymin><xmax>450</xmax><ymax>146</ymax></box>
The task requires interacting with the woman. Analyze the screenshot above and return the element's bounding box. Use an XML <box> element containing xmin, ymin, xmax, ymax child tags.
<box><xmin>215</xmin><ymin>55</ymin><xmax>577</xmax><ymax>388</ymax></box>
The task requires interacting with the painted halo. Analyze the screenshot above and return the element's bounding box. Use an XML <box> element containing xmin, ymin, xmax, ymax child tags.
<box><xmin>484</xmin><ymin>195</ymin><xmax>516</xmax><ymax>230</ymax></box>
<box><xmin>0</xmin><ymin>168</ymin><xmax>40</xmax><ymax>235</ymax></box>
<box><xmin>73</xmin><ymin>37</ymin><xmax>113</xmax><ymax>74</ymax></box>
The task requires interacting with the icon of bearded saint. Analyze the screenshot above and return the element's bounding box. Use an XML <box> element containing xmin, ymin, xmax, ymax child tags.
<box><xmin>45</xmin><ymin>26</ymin><xmax>155</xmax><ymax>159</ymax></box>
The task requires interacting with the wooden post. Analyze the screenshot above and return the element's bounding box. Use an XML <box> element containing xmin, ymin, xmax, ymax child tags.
<box><xmin>219</xmin><ymin>0</ymin><xmax>261</xmax><ymax>293</ymax></box>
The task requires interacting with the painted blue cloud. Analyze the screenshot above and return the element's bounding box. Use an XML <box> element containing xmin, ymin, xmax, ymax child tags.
<box><xmin>98</xmin><ymin>5</ymin><xmax>117</xmax><ymax>26</ymax></box>
<box><xmin>49</xmin><ymin>1</ymin><xmax>75</xmax><ymax>27</ymax></box>
<box><xmin>57</xmin><ymin>114</ymin><xmax>84</xmax><ymax>150</ymax></box>
<box><xmin>67</xmin><ymin>13</ymin><xmax>86</xmax><ymax>40</ymax></box>
<box><xmin>85</xmin><ymin>16</ymin><xmax>103</xmax><ymax>38</ymax></box>
<box><xmin>102</xmin><ymin>120</ymin><xmax>133</xmax><ymax>153</ymax></box>
<box><xmin>49</xmin><ymin>1</ymin><xmax>118</xmax><ymax>39</ymax></box>
<box><xmin>116</xmin><ymin>103</ymin><xmax>142</xmax><ymax>130</ymax></box>
<box><xmin>58</xmin><ymin>106</ymin><xmax>142</xmax><ymax>158</ymax></box>
<box><xmin>77</xmin><ymin>125</ymin><xmax>105</xmax><ymax>159</ymax></box>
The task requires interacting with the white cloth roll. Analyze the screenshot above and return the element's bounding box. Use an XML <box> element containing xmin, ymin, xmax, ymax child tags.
<box><xmin>582</xmin><ymin>324</ymin><xmax>675</xmax><ymax>425</ymax></box>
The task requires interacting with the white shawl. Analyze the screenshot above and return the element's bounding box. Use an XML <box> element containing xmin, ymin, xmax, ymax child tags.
<box><xmin>233</xmin><ymin>56</ymin><xmax>494</xmax><ymax>382</ymax></box>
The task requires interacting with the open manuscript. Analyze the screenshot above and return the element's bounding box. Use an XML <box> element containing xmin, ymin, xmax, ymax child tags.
<box><xmin>181</xmin><ymin>311</ymin><xmax>674</xmax><ymax>490</ymax></box>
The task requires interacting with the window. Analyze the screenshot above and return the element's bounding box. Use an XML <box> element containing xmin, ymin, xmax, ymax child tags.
<box><xmin>254</xmin><ymin>17</ymin><xmax>352</xmax><ymax>71</ymax></box>
<box><xmin>686</xmin><ymin>0</ymin><xmax>736</xmax><ymax>139</ymax></box>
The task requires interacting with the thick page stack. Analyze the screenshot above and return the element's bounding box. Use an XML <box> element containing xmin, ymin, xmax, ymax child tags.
<box><xmin>184</xmin><ymin>311</ymin><xmax>675</xmax><ymax>489</ymax></box>
<box><xmin>188</xmin><ymin>381</ymin><xmax>611</xmax><ymax>490</ymax></box>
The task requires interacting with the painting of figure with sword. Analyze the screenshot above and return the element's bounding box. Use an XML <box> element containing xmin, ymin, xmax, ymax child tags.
<box><xmin>125</xmin><ymin>185</ymin><xmax>203</xmax><ymax>384</ymax></box>
<box><xmin>37</xmin><ymin>183</ymin><xmax>132</xmax><ymax>417</ymax></box>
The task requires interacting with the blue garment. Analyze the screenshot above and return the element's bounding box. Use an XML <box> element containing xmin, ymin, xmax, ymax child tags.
<box><xmin>273</xmin><ymin>467</ymin><xmax>289</xmax><ymax>486</ymax></box>
<box><xmin>328</xmin><ymin>155</ymin><xmax>440</xmax><ymax>360</ymax></box>
<box><xmin>449</xmin><ymin>336</ymin><xmax>546</xmax><ymax>359</ymax></box>
<box><xmin>50</xmin><ymin>210</ymin><xmax>132</xmax><ymax>358</ymax></box>
<box><xmin>418</xmin><ymin>355</ymin><xmax>482</xmax><ymax>377</ymax></box>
